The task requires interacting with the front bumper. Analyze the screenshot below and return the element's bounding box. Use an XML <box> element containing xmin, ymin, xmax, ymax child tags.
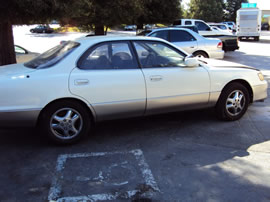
<box><xmin>252</xmin><ymin>82</ymin><xmax>268</xmax><ymax>102</ymax></box>
<box><xmin>0</xmin><ymin>109</ymin><xmax>40</xmax><ymax>127</ymax></box>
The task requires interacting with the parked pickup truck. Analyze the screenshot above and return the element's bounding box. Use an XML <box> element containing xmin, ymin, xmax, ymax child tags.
<box><xmin>173</xmin><ymin>19</ymin><xmax>239</xmax><ymax>52</ymax></box>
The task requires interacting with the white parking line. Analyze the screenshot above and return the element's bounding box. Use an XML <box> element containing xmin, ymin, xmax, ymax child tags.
<box><xmin>48</xmin><ymin>149</ymin><xmax>159</xmax><ymax>202</ymax></box>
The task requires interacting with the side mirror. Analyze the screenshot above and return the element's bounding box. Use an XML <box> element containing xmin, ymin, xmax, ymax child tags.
<box><xmin>184</xmin><ymin>57</ymin><xmax>199</xmax><ymax>67</ymax></box>
<box><xmin>206</xmin><ymin>27</ymin><xmax>212</xmax><ymax>31</ymax></box>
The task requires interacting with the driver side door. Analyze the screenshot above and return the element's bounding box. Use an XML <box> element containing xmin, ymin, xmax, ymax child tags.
<box><xmin>133</xmin><ymin>41</ymin><xmax>210</xmax><ymax>115</ymax></box>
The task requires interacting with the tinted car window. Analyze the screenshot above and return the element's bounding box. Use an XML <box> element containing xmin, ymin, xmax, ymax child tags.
<box><xmin>24</xmin><ymin>41</ymin><xmax>80</xmax><ymax>69</ymax></box>
<box><xmin>133</xmin><ymin>41</ymin><xmax>186</xmax><ymax>68</ymax></box>
<box><xmin>170</xmin><ymin>30</ymin><xmax>196</xmax><ymax>42</ymax></box>
<box><xmin>149</xmin><ymin>30</ymin><xmax>169</xmax><ymax>41</ymax></box>
<box><xmin>195</xmin><ymin>21</ymin><xmax>210</xmax><ymax>31</ymax></box>
<box><xmin>185</xmin><ymin>21</ymin><xmax>192</xmax><ymax>25</ymax></box>
<box><xmin>79</xmin><ymin>42</ymin><xmax>138</xmax><ymax>70</ymax></box>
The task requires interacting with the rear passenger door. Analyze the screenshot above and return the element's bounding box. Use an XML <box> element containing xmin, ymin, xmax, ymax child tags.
<box><xmin>169</xmin><ymin>30</ymin><xmax>198</xmax><ymax>54</ymax></box>
<box><xmin>69</xmin><ymin>41</ymin><xmax>146</xmax><ymax>121</ymax></box>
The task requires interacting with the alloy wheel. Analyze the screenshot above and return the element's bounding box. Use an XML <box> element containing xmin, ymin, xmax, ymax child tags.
<box><xmin>49</xmin><ymin>108</ymin><xmax>83</xmax><ymax>140</ymax></box>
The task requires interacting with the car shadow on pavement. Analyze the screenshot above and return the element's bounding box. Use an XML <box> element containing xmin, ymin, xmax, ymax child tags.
<box><xmin>223</xmin><ymin>51</ymin><xmax>270</xmax><ymax>71</ymax></box>
<box><xmin>0</xmin><ymin>105</ymin><xmax>270</xmax><ymax>201</ymax></box>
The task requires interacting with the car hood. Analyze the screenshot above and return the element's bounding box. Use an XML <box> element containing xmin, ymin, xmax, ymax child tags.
<box><xmin>0</xmin><ymin>63</ymin><xmax>36</xmax><ymax>78</ymax></box>
<box><xmin>198</xmin><ymin>58</ymin><xmax>259</xmax><ymax>71</ymax></box>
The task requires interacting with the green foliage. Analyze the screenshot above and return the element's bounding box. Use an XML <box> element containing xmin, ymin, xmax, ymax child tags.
<box><xmin>224</xmin><ymin>0</ymin><xmax>248</xmax><ymax>22</ymax></box>
<box><xmin>0</xmin><ymin>0</ymin><xmax>59</xmax><ymax>24</ymax></box>
<box><xmin>137</xmin><ymin>0</ymin><xmax>182</xmax><ymax>24</ymax></box>
<box><xmin>188</xmin><ymin>0</ymin><xmax>224</xmax><ymax>22</ymax></box>
<box><xmin>62</xmin><ymin>0</ymin><xmax>181</xmax><ymax>30</ymax></box>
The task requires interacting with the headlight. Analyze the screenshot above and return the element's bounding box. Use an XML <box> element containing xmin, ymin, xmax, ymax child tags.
<box><xmin>258</xmin><ymin>72</ymin><xmax>265</xmax><ymax>81</ymax></box>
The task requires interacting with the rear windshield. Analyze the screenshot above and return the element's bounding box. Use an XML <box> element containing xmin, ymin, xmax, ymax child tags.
<box><xmin>24</xmin><ymin>41</ymin><xmax>80</xmax><ymax>69</ymax></box>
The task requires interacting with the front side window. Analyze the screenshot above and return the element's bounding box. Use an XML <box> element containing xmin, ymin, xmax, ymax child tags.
<box><xmin>78</xmin><ymin>42</ymin><xmax>138</xmax><ymax>70</ymax></box>
<box><xmin>149</xmin><ymin>30</ymin><xmax>169</xmax><ymax>41</ymax></box>
<box><xmin>195</xmin><ymin>21</ymin><xmax>210</xmax><ymax>31</ymax></box>
<box><xmin>170</xmin><ymin>30</ymin><xmax>196</xmax><ymax>42</ymax></box>
<box><xmin>24</xmin><ymin>41</ymin><xmax>80</xmax><ymax>69</ymax></box>
<box><xmin>133</xmin><ymin>41</ymin><xmax>186</xmax><ymax>68</ymax></box>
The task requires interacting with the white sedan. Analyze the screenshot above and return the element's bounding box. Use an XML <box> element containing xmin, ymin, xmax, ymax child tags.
<box><xmin>0</xmin><ymin>36</ymin><xmax>267</xmax><ymax>144</ymax></box>
<box><xmin>147</xmin><ymin>27</ymin><xmax>224</xmax><ymax>59</ymax></box>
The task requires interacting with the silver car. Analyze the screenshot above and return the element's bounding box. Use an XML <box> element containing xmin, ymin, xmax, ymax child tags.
<box><xmin>147</xmin><ymin>27</ymin><xmax>224</xmax><ymax>59</ymax></box>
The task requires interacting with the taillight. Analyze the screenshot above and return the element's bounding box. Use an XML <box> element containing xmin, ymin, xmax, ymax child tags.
<box><xmin>217</xmin><ymin>42</ymin><xmax>223</xmax><ymax>48</ymax></box>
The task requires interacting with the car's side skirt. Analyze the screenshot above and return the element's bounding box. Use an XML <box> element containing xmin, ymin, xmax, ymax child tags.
<box><xmin>0</xmin><ymin>109</ymin><xmax>41</xmax><ymax>127</ymax></box>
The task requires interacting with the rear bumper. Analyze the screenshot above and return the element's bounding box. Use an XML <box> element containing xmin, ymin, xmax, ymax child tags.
<box><xmin>237</xmin><ymin>33</ymin><xmax>260</xmax><ymax>37</ymax></box>
<box><xmin>0</xmin><ymin>109</ymin><xmax>40</xmax><ymax>127</ymax></box>
<box><xmin>252</xmin><ymin>82</ymin><xmax>268</xmax><ymax>102</ymax></box>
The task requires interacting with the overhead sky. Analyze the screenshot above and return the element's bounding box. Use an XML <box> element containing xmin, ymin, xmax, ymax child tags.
<box><xmin>182</xmin><ymin>0</ymin><xmax>270</xmax><ymax>10</ymax></box>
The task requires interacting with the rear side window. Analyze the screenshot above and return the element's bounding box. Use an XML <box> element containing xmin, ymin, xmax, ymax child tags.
<box><xmin>170</xmin><ymin>30</ymin><xmax>196</xmax><ymax>42</ymax></box>
<box><xmin>24</xmin><ymin>41</ymin><xmax>80</xmax><ymax>69</ymax></box>
<box><xmin>149</xmin><ymin>30</ymin><xmax>169</xmax><ymax>41</ymax></box>
<box><xmin>195</xmin><ymin>21</ymin><xmax>210</xmax><ymax>31</ymax></box>
<box><xmin>185</xmin><ymin>21</ymin><xmax>192</xmax><ymax>25</ymax></box>
<box><xmin>78</xmin><ymin>42</ymin><xmax>138</xmax><ymax>70</ymax></box>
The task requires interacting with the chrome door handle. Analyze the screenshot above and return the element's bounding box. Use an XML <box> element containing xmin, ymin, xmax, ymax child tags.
<box><xmin>150</xmin><ymin>75</ymin><xmax>163</xmax><ymax>82</ymax></box>
<box><xmin>75</xmin><ymin>79</ymin><xmax>89</xmax><ymax>85</ymax></box>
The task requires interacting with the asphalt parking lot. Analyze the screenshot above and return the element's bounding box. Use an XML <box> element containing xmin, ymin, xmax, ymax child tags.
<box><xmin>1</xmin><ymin>29</ymin><xmax>270</xmax><ymax>202</ymax></box>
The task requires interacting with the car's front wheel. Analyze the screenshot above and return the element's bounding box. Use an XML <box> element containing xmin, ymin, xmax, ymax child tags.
<box><xmin>40</xmin><ymin>100</ymin><xmax>91</xmax><ymax>144</ymax></box>
<box><xmin>215</xmin><ymin>83</ymin><xmax>250</xmax><ymax>121</ymax></box>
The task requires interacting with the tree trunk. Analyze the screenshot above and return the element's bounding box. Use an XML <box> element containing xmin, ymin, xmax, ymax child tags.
<box><xmin>95</xmin><ymin>24</ymin><xmax>105</xmax><ymax>35</ymax></box>
<box><xmin>0</xmin><ymin>21</ymin><xmax>16</xmax><ymax>66</ymax></box>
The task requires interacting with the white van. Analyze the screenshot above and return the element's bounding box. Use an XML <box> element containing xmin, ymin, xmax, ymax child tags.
<box><xmin>236</xmin><ymin>8</ymin><xmax>261</xmax><ymax>41</ymax></box>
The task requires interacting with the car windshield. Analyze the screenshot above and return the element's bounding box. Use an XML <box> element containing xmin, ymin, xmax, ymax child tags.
<box><xmin>24</xmin><ymin>41</ymin><xmax>80</xmax><ymax>69</ymax></box>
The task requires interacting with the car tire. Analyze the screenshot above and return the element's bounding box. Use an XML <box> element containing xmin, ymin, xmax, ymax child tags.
<box><xmin>30</xmin><ymin>29</ymin><xmax>34</xmax><ymax>33</ymax></box>
<box><xmin>193</xmin><ymin>51</ymin><xmax>209</xmax><ymax>58</ymax></box>
<box><xmin>215</xmin><ymin>83</ymin><xmax>250</xmax><ymax>121</ymax></box>
<box><xmin>254</xmin><ymin>36</ymin><xmax>259</xmax><ymax>41</ymax></box>
<box><xmin>40</xmin><ymin>100</ymin><xmax>91</xmax><ymax>144</ymax></box>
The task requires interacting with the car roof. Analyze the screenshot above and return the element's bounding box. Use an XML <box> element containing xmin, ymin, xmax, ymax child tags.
<box><xmin>149</xmin><ymin>27</ymin><xmax>195</xmax><ymax>32</ymax></box>
<box><xmin>208</xmin><ymin>23</ymin><xmax>226</xmax><ymax>25</ymax></box>
<box><xmin>74</xmin><ymin>35</ymin><xmax>169</xmax><ymax>45</ymax></box>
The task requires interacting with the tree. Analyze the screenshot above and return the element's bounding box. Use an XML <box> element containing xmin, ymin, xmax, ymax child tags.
<box><xmin>136</xmin><ymin>0</ymin><xmax>182</xmax><ymax>26</ymax></box>
<box><xmin>0</xmin><ymin>0</ymin><xmax>182</xmax><ymax>66</ymax></box>
<box><xmin>0</xmin><ymin>0</ymin><xmax>61</xmax><ymax>66</ymax></box>
<box><xmin>187</xmin><ymin>0</ymin><xmax>224</xmax><ymax>22</ymax></box>
<box><xmin>224</xmin><ymin>0</ymin><xmax>248</xmax><ymax>22</ymax></box>
<box><xmin>66</xmin><ymin>0</ymin><xmax>182</xmax><ymax>34</ymax></box>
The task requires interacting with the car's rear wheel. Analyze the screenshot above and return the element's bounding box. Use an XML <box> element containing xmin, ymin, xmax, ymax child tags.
<box><xmin>40</xmin><ymin>100</ymin><xmax>91</xmax><ymax>144</ymax></box>
<box><xmin>215</xmin><ymin>83</ymin><xmax>250</xmax><ymax>121</ymax></box>
<box><xmin>254</xmin><ymin>36</ymin><xmax>259</xmax><ymax>41</ymax></box>
<box><xmin>193</xmin><ymin>51</ymin><xmax>209</xmax><ymax>58</ymax></box>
